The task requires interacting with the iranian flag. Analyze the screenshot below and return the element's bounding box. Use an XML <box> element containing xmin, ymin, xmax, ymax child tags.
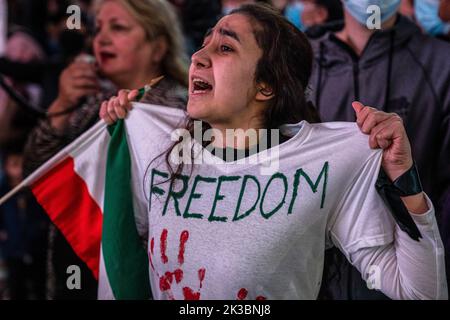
<box><xmin>0</xmin><ymin>106</ymin><xmax>151</xmax><ymax>300</ymax></box>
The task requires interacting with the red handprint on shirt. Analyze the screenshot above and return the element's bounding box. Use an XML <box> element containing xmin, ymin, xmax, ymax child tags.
<box><xmin>149</xmin><ymin>229</ymin><xmax>206</xmax><ymax>300</ymax></box>
<box><xmin>237</xmin><ymin>288</ymin><xmax>267</xmax><ymax>300</ymax></box>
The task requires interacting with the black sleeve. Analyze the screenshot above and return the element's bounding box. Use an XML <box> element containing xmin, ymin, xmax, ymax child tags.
<box><xmin>0</xmin><ymin>57</ymin><xmax>47</xmax><ymax>83</ymax></box>
<box><xmin>375</xmin><ymin>168</ymin><xmax>422</xmax><ymax>241</ymax></box>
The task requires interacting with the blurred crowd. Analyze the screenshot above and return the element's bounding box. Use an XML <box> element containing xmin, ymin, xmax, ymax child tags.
<box><xmin>0</xmin><ymin>0</ymin><xmax>449</xmax><ymax>300</ymax></box>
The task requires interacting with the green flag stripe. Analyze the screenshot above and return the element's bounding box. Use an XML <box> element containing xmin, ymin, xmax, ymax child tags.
<box><xmin>103</xmin><ymin>120</ymin><xmax>151</xmax><ymax>299</ymax></box>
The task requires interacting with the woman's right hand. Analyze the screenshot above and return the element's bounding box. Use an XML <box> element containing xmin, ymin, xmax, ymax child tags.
<box><xmin>99</xmin><ymin>89</ymin><xmax>139</xmax><ymax>125</ymax></box>
<box><xmin>47</xmin><ymin>59</ymin><xmax>100</xmax><ymax>130</ymax></box>
<box><xmin>55</xmin><ymin>60</ymin><xmax>99</xmax><ymax>109</ymax></box>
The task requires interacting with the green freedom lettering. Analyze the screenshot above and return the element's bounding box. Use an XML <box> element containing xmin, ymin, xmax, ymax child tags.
<box><xmin>183</xmin><ymin>175</ymin><xmax>217</xmax><ymax>219</ymax></box>
<box><xmin>233</xmin><ymin>175</ymin><xmax>261</xmax><ymax>222</ymax></box>
<box><xmin>161</xmin><ymin>173</ymin><xmax>190</xmax><ymax>216</ymax></box>
<box><xmin>151</xmin><ymin>161</ymin><xmax>330</xmax><ymax>222</ymax></box>
<box><xmin>260</xmin><ymin>172</ymin><xmax>288</xmax><ymax>219</ymax></box>
<box><xmin>209</xmin><ymin>175</ymin><xmax>241</xmax><ymax>222</ymax></box>
<box><xmin>288</xmin><ymin>161</ymin><xmax>329</xmax><ymax>213</ymax></box>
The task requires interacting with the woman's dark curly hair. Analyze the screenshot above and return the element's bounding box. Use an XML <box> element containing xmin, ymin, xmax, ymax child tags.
<box><xmin>232</xmin><ymin>3</ymin><xmax>320</xmax><ymax>129</ymax></box>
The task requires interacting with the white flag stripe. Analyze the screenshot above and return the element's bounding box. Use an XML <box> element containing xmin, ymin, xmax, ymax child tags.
<box><xmin>0</xmin><ymin>120</ymin><xmax>107</xmax><ymax>206</ymax></box>
<box><xmin>73</xmin><ymin>129</ymin><xmax>110</xmax><ymax>211</ymax></box>
<box><xmin>98</xmin><ymin>245</ymin><xmax>115</xmax><ymax>300</ymax></box>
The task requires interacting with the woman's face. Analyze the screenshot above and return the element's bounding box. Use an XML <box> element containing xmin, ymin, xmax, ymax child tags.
<box><xmin>93</xmin><ymin>1</ymin><xmax>161</xmax><ymax>83</ymax></box>
<box><xmin>187</xmin><ymin>14</ymin><xmax>267</xmax><ymax>129</ymax></box>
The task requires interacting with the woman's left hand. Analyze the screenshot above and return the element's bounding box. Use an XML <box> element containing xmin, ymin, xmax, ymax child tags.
<box><xmin>353</xmin><ymin>101</ymin><xmax>429</xmax><ymax>214</ymax></box>
<box><xmin>352</xmin><ymin>101</ymin><xmax>413</xmax><ymax>181</ymax></box>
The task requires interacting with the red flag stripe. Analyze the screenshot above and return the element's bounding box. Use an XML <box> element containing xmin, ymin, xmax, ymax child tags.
<box><xmin>31</xmin><ymin>157</ymin><xmax>103</xmax><ymax>279</ymax></box>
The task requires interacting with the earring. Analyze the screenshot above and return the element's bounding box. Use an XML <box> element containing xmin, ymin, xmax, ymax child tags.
<box><xmin>258</xmin><ymin>87</ymin><xmax>272</xmax><ymax>97</ymax></box>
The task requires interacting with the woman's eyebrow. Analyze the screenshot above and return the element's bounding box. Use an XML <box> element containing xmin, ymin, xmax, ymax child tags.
<box><xmin>108</xmin><ymin>17</ymin><xmax>128</xmax><ymax>24</ymax></box>
<box><xmin>218</xmin><ymin>28</ymin><xmax>241</xmax><ymax>43</ymax></box>
<box><xmin>203</xmin><ymin>27</ymin><xmax>241</xmax><ymax>44</ymax></box>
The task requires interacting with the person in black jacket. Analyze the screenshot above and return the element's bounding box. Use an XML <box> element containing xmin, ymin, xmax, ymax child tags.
<box><xmin>310</xmin><ymin>0</ymin><xmax>450</xmax><ymax>299</ymax></box>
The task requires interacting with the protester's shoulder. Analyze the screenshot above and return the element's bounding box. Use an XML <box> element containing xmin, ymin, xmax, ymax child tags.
<box><xmin>411</xmin><ymin>30</ymin><xmax>450</xmax><ymax>49</ymax></box>
<box><xmin>406</xmin><ymin>34</ymin><xmax>450</xmax><ymax>97</ymax></box>
<box><xmin>130</xmin><ymin>101</ymin><xmax>187</xmax><ymax>134</ymax></box>
<box><xmin>409</xmin><ymin>31</ymin><xmax>450</xmax><ymax>64</ymax></box>
<box><xmin>133</xmin><ymin>102</ymin><xmax>187</xmax><ymax>118</ymax></box>
<box><xmin>284</xmin><ymin>120</ymin><xmax>361</xmax><ymax>137</ymax></box>
<box><xmin>310</xmin><ymin>121</ymin><xmax>362</xmax><ymax>137</ymax></box>
<box><xmin>308</xmin><ymin>121</ymin><xmax>378</xmax><ymax>156</ymax></box>
<box><xmin>303</xmin><ymin>122</ymin><xmax>383</xmax><ymax>183</ymax></box>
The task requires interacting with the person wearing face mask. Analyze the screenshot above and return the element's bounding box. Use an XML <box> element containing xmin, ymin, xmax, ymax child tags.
<box><xmin>282</xmin><ymin>0</ymin><xmax>344</xmax><ymax>33</ymax></box>
<box><xmin>415</xmin><ymin>0</ymin><xmax>450</xmax><ymax>39</ymax></box>
<box><xmin>309</xmin><ymin>0</ymin><xmax>450</xmax><ymax>299</ymax></box>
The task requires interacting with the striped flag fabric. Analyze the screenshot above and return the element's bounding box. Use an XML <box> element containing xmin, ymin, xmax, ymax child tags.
<box><xmin>0</xmin><ymin>104</ymin><xmax>153</xmax><ymax>299</ymax></box>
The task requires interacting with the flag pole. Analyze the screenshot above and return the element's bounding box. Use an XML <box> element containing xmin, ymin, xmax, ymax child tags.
<box><xmin>0</xmin><ymin>180</ymin><xmax>28</xmax><ymax>206</ymax></box>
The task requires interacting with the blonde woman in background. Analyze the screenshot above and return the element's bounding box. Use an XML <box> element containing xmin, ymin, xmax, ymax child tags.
<box><xmin>23</xmin><ymin>0</ymin><xmax>189</xmax><ymax>299</ymax></box>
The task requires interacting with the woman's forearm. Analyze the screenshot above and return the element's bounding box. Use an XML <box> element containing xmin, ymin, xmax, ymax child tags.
<box><xmin>401</xmin><ymin>192</ymin><xmax>429</xmax><ymax>215</ymax></box>
<box><xmin>350</xmin><ymin>196</ymin><xmax>448</xmax><ymax>299</ymax></box>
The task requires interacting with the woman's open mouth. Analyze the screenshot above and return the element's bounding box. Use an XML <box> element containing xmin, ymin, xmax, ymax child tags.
<box><xmin>99</xmin><ymin>52</ymin><xmax>117</xmax><ymax>64</ymax></box>
<box><xmin>192</xmin><ymin>78</ymin><xmax>213</xmax><ymax>94</ymax></box>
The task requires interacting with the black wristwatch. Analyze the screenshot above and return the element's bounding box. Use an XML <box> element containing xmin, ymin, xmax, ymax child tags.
<box><xmin>375</xmin><ymin>162</ymin><xmax>423</xmax><ymax>241</ymax></box>
<box><xmin>390</xmin><ymin>162</ymin><xmax>424</xmax><ymax>197</ymax></box>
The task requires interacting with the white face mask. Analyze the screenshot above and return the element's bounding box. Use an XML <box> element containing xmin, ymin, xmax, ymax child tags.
<box><xmin>343</xmin><ymin>0</ymin><xmax>401</xmax><ymax>25</ymax></box>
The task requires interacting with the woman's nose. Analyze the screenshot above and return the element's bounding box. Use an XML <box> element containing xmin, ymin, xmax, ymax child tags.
<box><xmin>191</xmin><ymin>49</ymin><xmax>211</xmax><ymax>69</ymax></box>
<box><xmin>95</xmin><ymin>28</ymin><xmax>111</xmax><ymax>46</ymax></box>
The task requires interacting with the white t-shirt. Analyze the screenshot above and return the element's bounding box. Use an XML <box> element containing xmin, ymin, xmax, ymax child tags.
<box><xmin>126</xmin><ymin>103</ymin><xmax>447</xmax><ymax>300</ymax></box>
